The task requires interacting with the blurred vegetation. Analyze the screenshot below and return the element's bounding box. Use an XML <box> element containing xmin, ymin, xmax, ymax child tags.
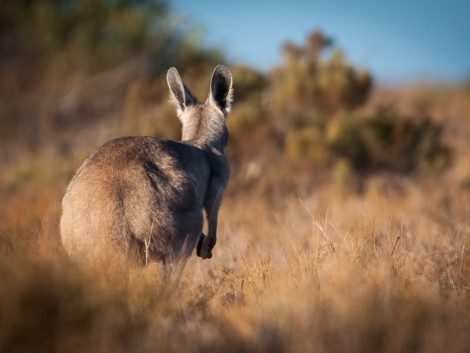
<box><xmin>270</xmin><ymin>31</ymin><xmax>372</xmax><ymax>115</ymax></box>
<box><xmin>0</xmin><ymin>0</ymin><xmax>451</xmax><ymax>182</ymax></box>
<box><xmin>0</xmin><ymin>0</ymin><xmax>224</xmax><ymax>155</ymax></box>
<box><xmin>0</xmin><ymin>2</ymin><xmax>457</xmax><ymax>185</ymax></box>
<box><xmin>330</xmin><ymin>109</ymin><xmax>451</xmax><ymax>175</ymax></box>
<box><xmin>0</xmin><ymin>0</ymin><xmax>198</xmax><ymax>71</ymax></box>
<box><xmin>226</xmin><ymin>31</ymin><xmax>450</xmax><ymax>184</ymax></box>
<box><xmin>0</xmin><ymin>0</ymin><xmax>178</xmax><ymax>104</ymax></box>
<box><xmin>285</xmin><ymin>107</ymin><xmax>451</xmax><ymax>176</ymax></box>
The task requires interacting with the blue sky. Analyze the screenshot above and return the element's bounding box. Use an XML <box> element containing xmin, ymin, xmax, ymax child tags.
<box><xmin>169</xmin><ymin>0</ymin><xmax>470</xmax><ymax>83</ymax></box>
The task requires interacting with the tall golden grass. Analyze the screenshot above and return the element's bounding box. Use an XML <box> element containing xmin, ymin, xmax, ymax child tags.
<box><xmin>1</xmin><ymin>157</ymin><xmax>469</xmax><ymax>352</ymax></box>
<box><xmin>1</xmin><ymin>58</ymin><xmax>469</xmax><ymax>353</ymax></box>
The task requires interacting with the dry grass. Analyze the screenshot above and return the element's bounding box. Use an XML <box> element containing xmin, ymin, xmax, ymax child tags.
<box><xmin>1</xmin><ymin>78</ymin><xmax>469</xmax><ymax>353</ymax></box>
<box><xmin>1</xmin><ymin>160</ymin><xmax>469</xmax><ymax>353</ymax></box>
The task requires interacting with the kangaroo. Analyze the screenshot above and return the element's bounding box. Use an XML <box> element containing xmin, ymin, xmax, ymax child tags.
<box><xmin>60</xmin><ymin>65</ymin><xmax>232</xmax><ymax>272</ymax></box>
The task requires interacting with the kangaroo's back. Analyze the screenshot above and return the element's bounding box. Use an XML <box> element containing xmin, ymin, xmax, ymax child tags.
<box><xmin>60</xmin><ymin>66</ymin><xmax>233</xmax><ymax>270</ymax></box>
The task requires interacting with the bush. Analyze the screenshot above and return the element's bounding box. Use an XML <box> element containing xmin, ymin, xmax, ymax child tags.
<box><xmin>288</xmin><ymin>108</ymin><xmax>452</xmax><ymax>176</ymax></box>
<box><xmin>0</xmin><ymin>0</ymin><xmax>172</xmax><ymax>71</ymax></box>
<box><xmin>360</xmin><ymin>109</ymin><xmax>451</xmax><ymax>174</ymax></box>
<box><xmin>228</xmin><ymin>99</ymin><xmax>265</xmax><ymax>138</ymax></box>
<box><xmin>285</xmin><ymin>127</ymin><xmax>329</xmax><ymax>166</ymax></box>
<box><xmin>231</xmin><ymin>65</ymin><xmax>269</xmax><ymax>102</ymax></box>
<box><xmin>269</xmin><ymin>30</ymin><xmax>372</xmax><ymax>116</ymax></box>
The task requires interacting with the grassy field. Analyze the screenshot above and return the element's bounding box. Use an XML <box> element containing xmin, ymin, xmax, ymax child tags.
<box><xmin>1</xmin><ymin>89</ymin><xmax>470</xmax><ymax>352</ymax></box>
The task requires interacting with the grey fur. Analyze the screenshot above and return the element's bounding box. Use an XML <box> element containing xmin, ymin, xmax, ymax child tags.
<box><xmin>60</xmin><ymin>65</ymin><xmax>232</xmax><ymax>270</ymax></box>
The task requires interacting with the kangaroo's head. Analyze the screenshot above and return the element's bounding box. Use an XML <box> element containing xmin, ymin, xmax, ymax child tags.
<box><xmin>166</xmin><ymin>65</ymin><xmax>233</xmax><ymax>151</ymax></box>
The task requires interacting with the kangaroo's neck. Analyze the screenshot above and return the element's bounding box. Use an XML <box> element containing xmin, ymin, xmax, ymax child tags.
<box><xmin>180</xmin><ymin>106</ymin><xmax>228</xmax><ymax>152</ymax></box>
<box><xmin>183</xmin><ymin>133</ymin><xmax>228</xmax><ymax>154</ymax></box>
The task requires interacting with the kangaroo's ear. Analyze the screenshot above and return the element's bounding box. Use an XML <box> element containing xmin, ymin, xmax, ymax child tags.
<box><xmin>209</xmin><ymin>65</ymin><xmax>233</xmax><ymax>114</ymax></box>
<box><xmin>167</xmin><ymin>67</ymin><xmax>197</xmax><ymax>116</ymax></box>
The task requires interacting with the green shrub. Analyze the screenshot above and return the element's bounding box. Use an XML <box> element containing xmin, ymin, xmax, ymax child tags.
<box><xmin>122</xmin><ymin>77</ymin><xmax>182</xmax><ymax>139</ymax></box>
<box><xmin>326</xmin><ymin>114</ymin><xmax>368</xmax><ymax>171</ymax></box>
<box><xmin>231</xmin><ymin>65</ymin><xmax>269</xmax><ymax>102</ymax></box>
<box><xmin>285</xmin><ymin>127</ymin><xmax>329</xmax><ymax>166</ymax></box>
<box><xmin>282</xmin><ymin>108</ymin><xmax>451</xmax><ymax>177</ymax></box>
<box><xmin>269</xmin><ymin>30</ymin><xmax>372</xmax><ymax>116</ymax></box>
<box><xmin>0</xmin><ymin>0</ymin><xmax>175</xmax><ymax>71</ymax></box>
<box><xmin>228</xmin><ymin>99</ymin><xmax>265</xmax><ymax>139</ymax></box>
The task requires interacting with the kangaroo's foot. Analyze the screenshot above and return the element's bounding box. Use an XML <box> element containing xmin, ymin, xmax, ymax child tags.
<box><xmin>196</xmin><ymin>233</ymin><xmax>213</xmax><ymax>259</ymax></box>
